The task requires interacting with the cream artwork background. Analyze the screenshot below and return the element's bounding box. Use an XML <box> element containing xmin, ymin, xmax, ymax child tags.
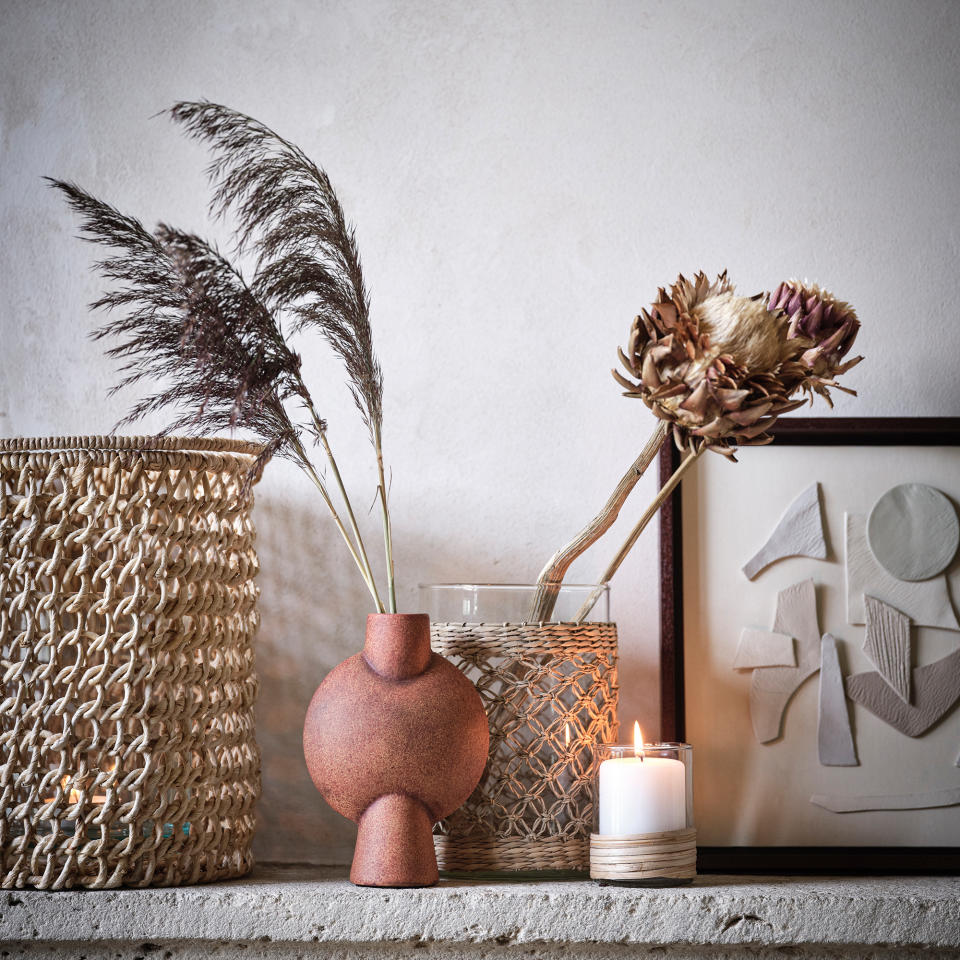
<box><xmin>684</xmin><ymin>443</ymin><xmax>960</xmax><ymax>847</ymax></box>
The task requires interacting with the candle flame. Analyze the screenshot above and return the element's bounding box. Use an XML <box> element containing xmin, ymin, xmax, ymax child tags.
<box><xmin>60</xmin><ymin>776</ymin><xmax>82</xmax><ymax>804</ymax></box>
<box><xmin>45</xmin><ymin>771</ymin><xmax>110</xmax><ymax>806</ymax></box>
<box><xmin>633</xmin><ymin>721</ymin><xmax>645</xmax><ymax>759</ymax></box>
<box><xmin>564</xmin><ymin>723</ymin><xmax>571</xmax><ymax>748</ymax></box>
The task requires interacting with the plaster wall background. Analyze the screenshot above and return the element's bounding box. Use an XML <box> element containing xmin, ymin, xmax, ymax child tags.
<box><xmin>2</xmin><ymin>0</ymin><xmax>959</xmax><ymax>864</ymax></box>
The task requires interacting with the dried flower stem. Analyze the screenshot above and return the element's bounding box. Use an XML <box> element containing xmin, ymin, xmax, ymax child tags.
<box><xmin>572</xmin><ymin>442</ymin><xmax>704</xmax><ymax>624</ymax></box>
<box><xmin>530</xmin><ymin>420</ymin><xmax>670</xmax><ymax>621</ymax></box>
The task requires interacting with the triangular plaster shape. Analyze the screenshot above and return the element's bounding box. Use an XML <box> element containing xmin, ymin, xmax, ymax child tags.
<box><xmin>749</xmin><ymin>579</ymin><xmax>821</xmax><ymax>743</ymax></box>
<box><xmin>844</xmin><ymin>513</ymin><xmax>959</xmax><ymax>630</ymax></box>
<box><xmin>742</xmin><ymin>482</ymin><xmax>827</xmax><ymax>580</ymax></box>
<box><xmin>862</xmin><ymin>596</ymin><xmax>911</xmax><ymax>703</ymax></box>
<box><xmin>818</xmin><ymin>634</ymin><xmax>858</xmax><ymax>766</ymax></box>
<box><xmin>810</xmin><ymin>786</ymin><xmax>960</xmax><ymax>813</ymax></box>
<box><xmin>733</xmin><ymin>629</ymin><xmax>796</xmax><ymax>670</ymax></box>
<box><xmin>845</xmin><ymin>647</ymin><xmax>960</xmax><ymax>737</ymax></box>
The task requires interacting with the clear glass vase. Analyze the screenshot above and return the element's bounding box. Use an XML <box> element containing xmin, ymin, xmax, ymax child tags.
<box><xmin>419</xmin><ymin>582</ymin><xmax>610</xmax><ymax>623</ymax></box>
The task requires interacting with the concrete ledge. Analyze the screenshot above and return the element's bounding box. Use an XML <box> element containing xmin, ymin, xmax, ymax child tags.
<box><xmin>1</xmin><ymin>864</ymin><xmax>959</xmax><ymax>955</ymax></box>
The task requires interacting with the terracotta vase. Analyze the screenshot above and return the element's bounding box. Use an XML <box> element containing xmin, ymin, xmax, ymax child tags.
<box><xmin>303</xmin><ymin>613</ymin><xmax>489</xmax><ymax>887</ymax></box>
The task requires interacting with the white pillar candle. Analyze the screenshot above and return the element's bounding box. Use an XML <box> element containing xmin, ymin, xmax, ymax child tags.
<box><xmin>598</xmin><ymin>727</ymin><xmax>686</xmax><ymax>835</ymax></box>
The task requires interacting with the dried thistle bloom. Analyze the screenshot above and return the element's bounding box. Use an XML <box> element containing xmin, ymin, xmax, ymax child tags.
<box><xmin>535</xmin><ymin>270</ymin><xmax>863</xmax><ymax>622</ymax></box>
<box><xmin>613</xmin><ymin>271</ymin><xmax>810</xmax><ymax>457</ymax></box>
<box><xmin>770</xmin><ymin>279</ymin><xmax>862</xmax><ymax>404</ymax></box>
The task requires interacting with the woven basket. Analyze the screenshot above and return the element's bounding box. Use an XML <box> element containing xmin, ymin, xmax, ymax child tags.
<box><xmin>430</xmin><ymin>621</ymin><xmax>618</xmax><ymax>874</ymax></box>
<box><xmin>0</xmin><ymin>435</ymin><xmax>263</xmax><ymax>889</ymax></box>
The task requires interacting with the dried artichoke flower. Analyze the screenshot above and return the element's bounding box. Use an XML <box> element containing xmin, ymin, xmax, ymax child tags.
<box><xmin>613</xmin><ymin>271</ymin><xmax>811</xmax><ymax>457</ymax></box>
<box><xmin>770</xmin><ymin>279</ymin><xmax>862</xmax><ymax>405</ymax></box>
<box><xmin>536</xmin><ymin>270</ymin><xmax>863</xmax><ymax>622</ymax></box>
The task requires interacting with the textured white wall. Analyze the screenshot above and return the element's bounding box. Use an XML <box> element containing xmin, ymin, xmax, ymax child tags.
<box><xmin>2</xmin><ymin>0</ymin><xmax>959</xmax><ymax>864</ymax></box>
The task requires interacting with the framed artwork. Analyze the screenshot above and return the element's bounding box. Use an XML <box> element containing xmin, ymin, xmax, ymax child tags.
<box><xmin>659</xmin><ymin>417</ymin><xmax>960</xmax><ymax>872</ymax></box>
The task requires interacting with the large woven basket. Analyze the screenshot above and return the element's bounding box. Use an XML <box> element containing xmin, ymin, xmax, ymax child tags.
<box><xmin>0</xmin><ymin>435</ymin><xmax>263</xmax><ymax>889</ymax></box>
<box><xmin>430</xmin><ymin>622</ymin><xmax>618</xmax><ymax>874</ymax></box>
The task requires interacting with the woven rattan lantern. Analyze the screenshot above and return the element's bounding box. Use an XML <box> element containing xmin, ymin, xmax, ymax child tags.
<box><xmin>423</xmin><ymin>584</ymin><xmax>619</xmax><ymax>876</ymax></box>
<box><xmin>0</xmin><ymin>436</ymin><xmax>263</xmax><ymax>890</ymax></box>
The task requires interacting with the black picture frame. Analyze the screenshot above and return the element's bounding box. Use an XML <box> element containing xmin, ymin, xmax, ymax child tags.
<box><xmin>658</xmin><ymin>416</ymin><xmax>960</xmax><ymax>873</ymax></box>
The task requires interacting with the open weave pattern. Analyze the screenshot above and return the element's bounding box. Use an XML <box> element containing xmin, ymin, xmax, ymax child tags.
<box><xmin>430</xmin><ymin>622</ymin><xmax>618</xmax><ymax>873</ymax></box>
<box><xmin>0</xmin><ymin>436</ymin><xmax>263</xmax><ymax>889</ymax></box>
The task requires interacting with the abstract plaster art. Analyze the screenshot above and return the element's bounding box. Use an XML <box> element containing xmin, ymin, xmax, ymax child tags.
<box><xmin>844</xmin><ymin>514</ymin><xmax>959</xmax><ymax>630</ymax></box>
<box><xmin>742</xmin><ymin>482</ymin><xmax>827</xmax><ymax>580</ymax></box>
<box><xmin>810</xmin><ymin>787</ymin><xmax>960</xmax><ymax>813</ymax></box>
<box><xmin>733</xmin><ymin>628</ymin><xmax>796</xmax><ymax>670</ymax></box>
<box><xmin>862</xmin><ymin>596</ymin><xmax>912</xmax><ymax>704</ymax></box>
<box><xmin>817</xmin><ymin>633</ymin><xmax>858</xmax><ymax>766</ymax></box>
<box><xmin>867</xmin><ymin>483</ymin><xmax>959</xmax><ymax>582</ymax></box>
<box><xmin>845</xmin><ymin>647</ymin><xmax>960</xmax><ymax>737</ymax></box>
<box><xmin>749</xmin><ymin>579</ymin><xmax>821</xmax><ymax>743</ymax></box>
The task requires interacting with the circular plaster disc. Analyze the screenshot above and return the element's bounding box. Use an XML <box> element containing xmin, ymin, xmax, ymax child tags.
<box><xmin>867</xmin><ymin>483</ymin><xmax>959</xmax><ymax>582</ymax></box>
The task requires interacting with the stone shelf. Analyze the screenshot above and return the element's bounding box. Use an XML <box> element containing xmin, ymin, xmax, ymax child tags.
<box><xmin>2</xmin><ymin>864</ymin><xmax>959</xmax><ymax>959</ymax></box>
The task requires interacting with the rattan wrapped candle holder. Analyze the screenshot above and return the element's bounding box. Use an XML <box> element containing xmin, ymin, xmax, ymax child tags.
<box><xmin>0</xmin><ymin>436</ymin><xmax>263</xmax><ymax>890</ymax></box>
<box><xmin>589</xmin><ymin>741</ymin><xmax>696</xmax><ymax>885</ymax></box>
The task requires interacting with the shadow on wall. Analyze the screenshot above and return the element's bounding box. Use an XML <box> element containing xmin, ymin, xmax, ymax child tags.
<box><xmin>250</xmin><ymin>483</ymin><xmax>660</xmax><ymax>864</ymax></box>
<box><xmin>252</xmin><ymin>489</ymin><xmax>362</xmax><ymax>865</ymax></box>
<box><xmin>251</xmin><ymin>489</ymin><xmax>463</xmax><ymax>865</ymax></box>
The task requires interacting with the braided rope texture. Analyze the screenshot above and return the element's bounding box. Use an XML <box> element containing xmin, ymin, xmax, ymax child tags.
<box><xmin>0</xmin><ymin>436</ymin><xmax>262</xmax><ymax>889</ymax></box>
<box><xmin>430</xmin><ymin>622</ymin><xmax>618</xmax><ymax>873</ymax></box>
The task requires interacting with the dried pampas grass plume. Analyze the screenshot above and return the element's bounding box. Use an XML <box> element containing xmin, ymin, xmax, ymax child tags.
<box><xmin>49</xmin><ymin>101</ymin><xmax>400</xmax><ymax>613</ymax></box>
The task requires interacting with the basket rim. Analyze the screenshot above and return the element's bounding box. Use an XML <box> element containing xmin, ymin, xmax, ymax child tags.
<box><xmin>0</xmin><ymin>434</ymin><xmax>266</xmax><ymax>457</ymax></box>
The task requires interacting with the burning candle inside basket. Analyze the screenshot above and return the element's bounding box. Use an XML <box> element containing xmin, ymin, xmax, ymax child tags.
<box><xmin>44</xmin><ymin>769</ymin><xmax>109</xmax><ymax>807</ymax></box>
<box><xmin>597</xmin><ymin>724</ymin><xmax>687</xmax><ymax>835</ymax></box>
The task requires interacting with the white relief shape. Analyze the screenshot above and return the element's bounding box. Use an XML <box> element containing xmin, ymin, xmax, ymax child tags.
<box><xmin>742</xmin><ymin>482</ymin><xmax>827</xmax><ymax>580</ymax></box>
<box><xmin>733</xmin><ymin>629</ymin><xmax>795</xmax><ymax>670</ymax></box>
<box><xmin>818</xmin><ymin>633</ymin><xmax>858</xmax><ymax>767</ymax></box>
<box><xmin>862</xmin><ymin>596</ymin><xmax>912</xmax><ymax>704</ymax></box>
<box><xmin>749</xmin><ymin>579</ymin><xmax>821</xmax><ymax>743</ymax></box>
<box><xmin>810</xmin><ymin>787</ymin><xmax>960</xmax><ymax>813</ymax></box>
<box><xmin>867</xmin><ymin>483</ymin><xmax>959</xmax><ymax>582</ymax></box>
<box><xmin>845</xmin><ymin>647</ymin><xmax>960</xmax><ymax>738</ymax></box>
<box><xmin>844</xmin><ymin>513</ymin><xmax>959</xmax><ymax>630</ymax></box>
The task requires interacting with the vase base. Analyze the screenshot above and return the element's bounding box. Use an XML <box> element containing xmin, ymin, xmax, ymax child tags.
<box><xmin>351</xmin><ymin>793</ymin><xmax>438</xmax><ymax>887</ymax></box>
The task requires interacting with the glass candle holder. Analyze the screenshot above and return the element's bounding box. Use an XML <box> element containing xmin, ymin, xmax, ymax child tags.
<box><xmin>590</xmin><ymin>741</ymin><xmax>695</xmax><ymax>885</ymax></box>
<box><xmin>419</xmin><ymin>583</ymin><xmax>610</xmax><ymax>624</ymax></box>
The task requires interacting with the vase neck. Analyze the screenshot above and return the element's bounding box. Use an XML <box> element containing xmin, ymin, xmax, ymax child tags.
<box><xmin>363</xmin><ymin>613</ymin><xmax>432</xmax><ymax>680</ymax></box>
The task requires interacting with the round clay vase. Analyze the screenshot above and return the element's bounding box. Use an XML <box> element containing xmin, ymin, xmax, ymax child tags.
<box><xmin>303</xmin><ymin>613</ymin><xmax>489</xmax><ymax>887</ymax></box>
